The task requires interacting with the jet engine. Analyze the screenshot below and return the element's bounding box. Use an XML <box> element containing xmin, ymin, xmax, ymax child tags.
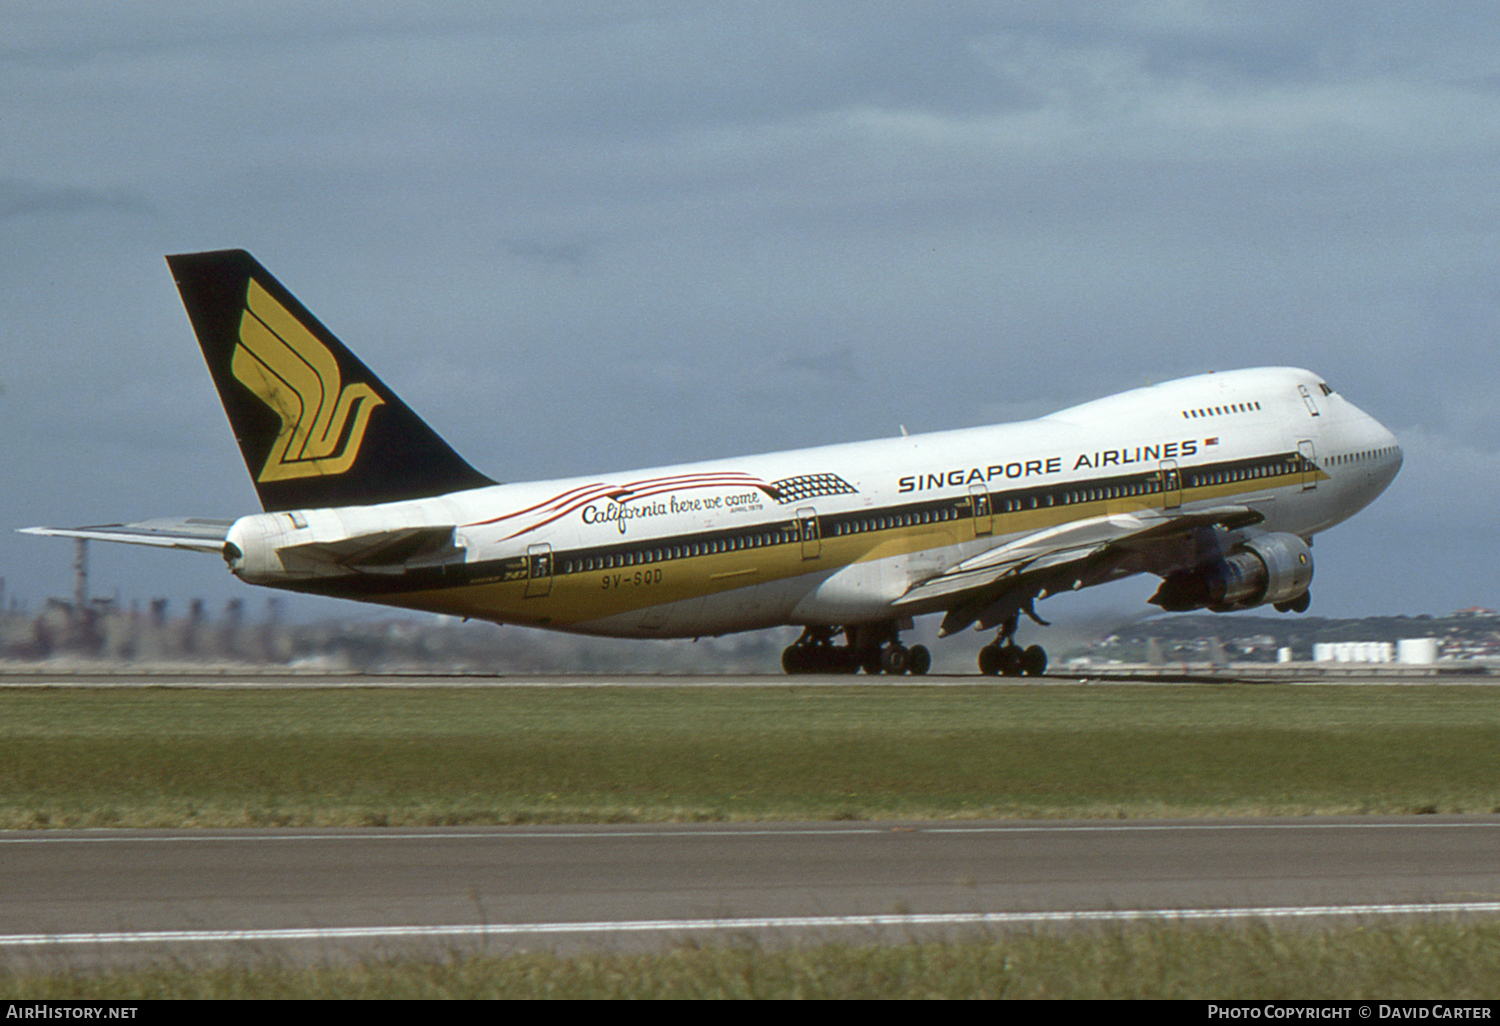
<box><xmin>1149</xmin><ymin>532</ymin><xmax>1313</xmax><ymax>613</ymax></box>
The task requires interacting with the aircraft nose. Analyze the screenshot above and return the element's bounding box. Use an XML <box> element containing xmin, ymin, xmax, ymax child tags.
<box><xmin>1366</xmin><ymin>414</ymin><xmax>1403</xmax><ymax>490</ymax></box>
<box><xmin>1374</xmin><ymin>411</ymin><xmax>1401</xmax><ymax>458</ymax></box>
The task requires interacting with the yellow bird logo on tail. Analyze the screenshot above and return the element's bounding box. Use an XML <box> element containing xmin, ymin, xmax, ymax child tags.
<box><xmin>232</xmin><ymin>280</ymin><xmax>384</xmax><ymax>482</ymax></box>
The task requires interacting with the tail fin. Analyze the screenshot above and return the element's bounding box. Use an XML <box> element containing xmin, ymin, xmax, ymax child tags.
<box><xmin>166</xmin><ymin>249</ymin><xmax>496</xmax><ymax>512</ymax></box>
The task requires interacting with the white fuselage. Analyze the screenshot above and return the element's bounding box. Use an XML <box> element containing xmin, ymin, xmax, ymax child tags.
<box><xmin>224</xmin><ymin>367</ymin><xmax>1402</xmax><ymax>638</ymax></box>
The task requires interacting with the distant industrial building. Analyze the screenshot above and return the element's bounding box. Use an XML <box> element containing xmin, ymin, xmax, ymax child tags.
<box><xmin>1311</xmin><ymin>639</ymin><xmax>1439</xmax><ymax>665</ymax></box>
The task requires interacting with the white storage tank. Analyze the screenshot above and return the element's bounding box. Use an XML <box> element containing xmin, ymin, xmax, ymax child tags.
<box><xmin>1313</xmin><ymin>642</ymin><xmax>1394</xmax><ymax>663</ymax></box>
<box><xmin>1397</xmin><ymin>638</ymin><xmax>1439</xmax><ymax>665</ymax></box>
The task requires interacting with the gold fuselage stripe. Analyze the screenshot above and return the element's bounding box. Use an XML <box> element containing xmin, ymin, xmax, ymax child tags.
<box><xmin>288</xmin><ymin>453</ymin><xmax>1321</xmax><ymax>630</ymax></box>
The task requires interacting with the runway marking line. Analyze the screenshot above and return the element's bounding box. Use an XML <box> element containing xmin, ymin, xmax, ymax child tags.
<box><xmin>5</xmin><ymin>903</ymin><xmax>1500</xmax><ymax>948</ymax></box>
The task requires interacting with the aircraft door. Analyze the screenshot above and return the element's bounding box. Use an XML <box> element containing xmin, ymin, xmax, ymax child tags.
<box><xmin>796</xmin><ymin>507</ymin><xmax>821</xmax><ymax>560</ymax></box>
<box><xmin>969</xmin><ymin>485</ymin><xmax>993</xmax><ymax>536</ymax></box>
<box><xmin>525</xmin><ymin>543</ymin><xmax>553</xmax><ymax>598</ymax></box>
<box><xmin>1298</xmin><ymin>439</ymin><xmax>1318</xmax><ymax>490</ymax></box>
<box><xmin>1159</xmin><ymin>460</ymin><xmax>1181</xmax><ymax>510</ymax></box>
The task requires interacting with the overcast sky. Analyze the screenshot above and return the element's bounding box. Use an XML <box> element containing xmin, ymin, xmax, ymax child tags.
<box><xmin>3</xmin><ymin>1</ymin><xmax>1497</xmax><ymax>631</ymax></box>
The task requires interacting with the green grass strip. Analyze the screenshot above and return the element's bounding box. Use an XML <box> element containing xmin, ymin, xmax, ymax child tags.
<box><xmin>5</xmin><ymin>920</ymin><xmax>1500</xmax><ymax>999</ymax></box>
<box><xmin>2</xmin><ymin>683</ymin><xmax>1500</xmax><ymax>826</ymax></box>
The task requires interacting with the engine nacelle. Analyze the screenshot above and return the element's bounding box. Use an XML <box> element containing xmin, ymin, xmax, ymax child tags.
<box><xmin>1149</xmin><ymin>532</ymin><xmax>1313</xmax><ymax>613</ymax></box>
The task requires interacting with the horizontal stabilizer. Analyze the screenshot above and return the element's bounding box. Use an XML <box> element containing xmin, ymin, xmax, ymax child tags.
<box><xmin>18</xmin><ymin>518</ymin><xmax>234</xmax><ymax>554</ymax></box>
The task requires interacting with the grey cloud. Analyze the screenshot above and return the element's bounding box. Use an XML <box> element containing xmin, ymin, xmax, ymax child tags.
<box><xmin>504</xmin><ymin>238</ymin><xmax>594</xmax><ymax>267</ymax></box>
<box><xmin>0</xmin><ymin>179</ymin><xmax>154</xmax><ymax>220</ymax></box>
<box><xmin>777</xmin><ymin>346</ymin><xmax>858</xmax><ymax>383</ymax></box>
<box><xmin>2</xmin><ymin>2</ymin><xmax>1497</xmax><ymax>618</ymax></box>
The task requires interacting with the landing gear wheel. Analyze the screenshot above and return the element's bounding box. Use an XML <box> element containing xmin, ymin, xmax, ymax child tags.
<box><xmin>978</xmin><ymin>644</ymin><xmax>1003</xmax><ymax>676</ymax></box>
<box><xmin>1022</xmin><ymin>644</ymin><xmax>1047</xmax><ymax>677</ymax></box>
<box><xmin>783</xmin><ymin>627</ymin><xmax>858</xmax><ymax>674</ymax></box>
<box><xmin>979</xmin><ymin>642</ymin><xmax>1047</xmax><ymax>677</ymax></box>
<box><xmin>790</xmin><ymin>623</ymin><xmax>933</xmax><ymax>677</ymax></box>
<box><xmin>999</xmin><ymin>645</ymin><xmax>1024</xmax><ymax>677</ymax></box>
<box><xmin>979</xmin><ymin>644</ymin><xmax>1027</xmax><ymax>676</ymax></box>
<box><xmin>881</xmin><ymin>644</ymin><xmax>910</xmax><ymax>675</ymax></box>
<box><xmin>781</xmin><ymin>646</ymin><xmax>801</xmax><ymax>674</ymax></box>
<box><xmin>907</xmin><ymin>645</ymin><xmax>931</xmax><ymax>676</ymax></box>
<box><xmin>978</xmin><ymin>611</ymin><xmax>1048</xmax><ymax>678</ymax></box>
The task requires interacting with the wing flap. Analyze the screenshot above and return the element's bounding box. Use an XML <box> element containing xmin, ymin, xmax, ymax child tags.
<box><xmin>896</xmin><ymin>505</ymin><xmax>1266</xmax><ymax>631</ymax></box>
<box><xmin>18</xmin><ymin>518</ymin><xmax>234</xmax><ymax>554</ymax></box>
<box><xmin>893</xmin><ymin>543</ymin><xmax>1109</xmax><ymax>607</ymax></box>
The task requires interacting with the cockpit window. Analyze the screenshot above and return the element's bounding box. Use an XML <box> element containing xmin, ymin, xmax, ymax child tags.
<box><xmin>1319</xmin><ymin>382</ymin><xmax>1335</xmax><ymax>396</ymax></box>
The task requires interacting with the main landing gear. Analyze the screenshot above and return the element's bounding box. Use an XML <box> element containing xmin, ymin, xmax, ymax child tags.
<box><xmin>977</xmin><ymin>613</ymin><xmax>1048</xmax><ymax>677</ymax></box>
<box><xmin>781</xmin><ymin>624</ymin><xmax>931</xmax><ymax>676</ymax></box>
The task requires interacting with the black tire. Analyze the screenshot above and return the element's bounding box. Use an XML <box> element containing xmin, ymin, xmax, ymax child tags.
<box><xmin>978</xmin><ymin>644</ymin><xmax>1002</xmax><ymax>676</ymax></box>
<box><xmin>1000</xmin><ymin>646</ymin><xmax>1024</xmax><ymax>677</ymax></box>
<box><xmin>781</xmin><ymin>646</ymin><xmax>803</xmax><ymax>674</ymax></box>
<box><xmin>881</xmin><ymin>644</ymin><xmax>910</xmax><ymax>675</ymax></box>
<box><xmin>907</xmin><ymin>644</ymin><xmax>931</xmax><ymax>676</ymax></box>
<box><xmin>1023</xmin><ymin>644</ymin><xmax>1047</xmax><ymax>677</ymax></box>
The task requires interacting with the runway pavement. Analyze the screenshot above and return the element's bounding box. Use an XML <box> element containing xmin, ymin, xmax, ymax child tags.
<box><xmin>3</xmin><ymin>817</ymin><xmax>1499</xmax><ymax>968</ymax></box>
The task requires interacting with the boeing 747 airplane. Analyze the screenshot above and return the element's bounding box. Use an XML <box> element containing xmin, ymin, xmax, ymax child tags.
<box><xmin>23</xmin><ymin>250</ymin><xmax>1403</xmax><ymax>675</ymax></box>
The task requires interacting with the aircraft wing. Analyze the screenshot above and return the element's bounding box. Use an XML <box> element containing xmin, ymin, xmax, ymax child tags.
<box><xmin>895</xmin><ymin>505</ymin><xmax>1266</xmax><ymax>635</ymax></box>
<box><xmin>18</xmin><ymin>517</ymin><xmax>234</xmax><ymax>554</ymax></box>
